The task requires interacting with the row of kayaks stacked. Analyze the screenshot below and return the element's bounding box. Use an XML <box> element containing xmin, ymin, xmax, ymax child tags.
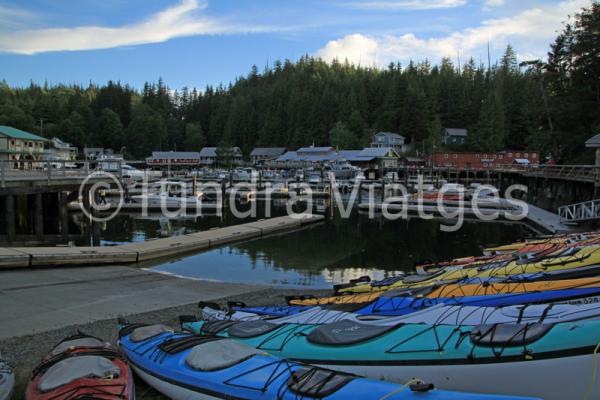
<box><xmin>170</xmin><ymin>230</ymin><xmax>600</xmax><ymax>400</ymax></box>
<box><xmin>14</xmin><ymin>231</ymin><xmax>600</xmax><ymax>400</ymax></box>
<box><xmin>15</xmin><ymin>327</ymin><xmax>538</xmax><ymax>400</ymax></box>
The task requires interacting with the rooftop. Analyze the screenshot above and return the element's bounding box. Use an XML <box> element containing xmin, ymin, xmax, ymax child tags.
<box><xmin>148</xmin><ymin>151</ymin><xmax>201</xmax><ymax>159</ymax></box>
<box><xmin>250</xmin><ymin>147</ymin><xmax>287</xmax><ymax>156</ymax></box>
<box><xmin>374</xmin><ymin>132</ymin><xmax>405</xmax><ymax>140</ymax></box>
<box><xmin>585</xmin><ymin>133</ymin><xmax>600</xmax><ymax>148</ymax></box>
<box><xmin>0</xmin><ymin>125</ymin><xmax>47</xmax><ymax>141</ymax></box>
<box><xmin>297</xmin><ymin>146</ymin><xmax>335</xmax><ymax>153</ymax></box>
<box><xmin>199</xmin><ymin>147</ymin><xmax>243</xmax><ymax>157</ymax></box>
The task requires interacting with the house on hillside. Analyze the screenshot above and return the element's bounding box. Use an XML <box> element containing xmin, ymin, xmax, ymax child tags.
<box><xmin>199</xmin><ymin>147</ymin><xmax>243</xmax><ymax>166</ymax></box>
<box><xmin>0</xmin><ymin>125</ymin><xmax>47</xmax><ymax>168</ymax></box>
<box><xmin>250</xmin><ymin>147</ymin><xmax>287</xmax><ymax>164</ymax></box>
<box><xmin>371</xmin><ymin>132</ymin><xmax>408</xmax><ymax>153</ymax></box>
<box><xmin>442</xmin><ymin>128</ymin><xmax>468</xmax><ymax>145</ymax></box>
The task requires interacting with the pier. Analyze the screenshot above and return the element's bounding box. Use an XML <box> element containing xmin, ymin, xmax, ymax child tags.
<box><xmin>0</xmin><ymin>214</ymin><xmax>324</xmax><ymax>268</ymax></box>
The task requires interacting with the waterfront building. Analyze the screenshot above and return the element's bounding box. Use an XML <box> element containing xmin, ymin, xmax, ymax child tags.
<box><xmin>199</xmin><ymin>147</ymin><xmax>243</xmax><ymax>166</ymax></box>
<box><xmin>0</xmin><ymin>125</ymin><xmax>47</xmax><ymax>168</ymax></box>
<box><xmin>146</xmin><ymin>151</ymin><xmax>201</xmax><ymax>166</ymax></box>
<box><xmin>250</xmin><ymin>147</ymin><xmax>287</xmax><ymax>164</ymax></box>
<box><xmin>47</xmin><ymin>137</ymin><xmax>78</xmax><ymax>161</ymax></box>
<box><xmin>83</xmin><ymin>147</ymin><xmax>115</xmax><ymax>160</ymax></box>
<box><xmin>429</xmin><ymin>151</ymin><xmax>539</xmax><ymax>169</ymax></box>
<box><xmin>442</xmin><ymin>128</ymin><xmax>468</xmax><ymax>145</ymax></box>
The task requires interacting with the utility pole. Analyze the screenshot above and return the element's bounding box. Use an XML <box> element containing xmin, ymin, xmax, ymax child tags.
<box><xmin>39</xmin><ymin>118</ymin><xmax>44</xmax><ymax>136</ymax></box>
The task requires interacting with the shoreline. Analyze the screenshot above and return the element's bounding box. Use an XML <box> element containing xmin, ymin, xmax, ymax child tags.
<box><xmin>0</xmin><ymin>286</ymin><xmax>329</xmax><ymax>400</ymax></box>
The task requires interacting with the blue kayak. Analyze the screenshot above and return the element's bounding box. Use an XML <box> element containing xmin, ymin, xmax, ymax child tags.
<box><xmin>118</xmin><ymin>322</ymin><xmax>538</xmax><ymax>400</ymax></box>
<box><xmin>232</xmin><ymin>286</ymin><xmax>600</xmax><ymax>317</ymax></box>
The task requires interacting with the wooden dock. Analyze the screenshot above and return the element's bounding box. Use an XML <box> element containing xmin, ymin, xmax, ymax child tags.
<box><xmin>0</xmin><ymin>214</ymin><xmax>324</xmax><ymax>269</ymax></box>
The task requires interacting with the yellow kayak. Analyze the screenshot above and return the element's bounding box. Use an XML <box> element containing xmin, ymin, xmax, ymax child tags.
<box><xmin>483</xmin><ymin>232</ymin><xmax>600</xmax><ymax>255</ymax></box>
<box><xmin>290</xmin><ymin>276</ymin><xmax>600</xmax><ymax>306</ymax></box>
<box><xmin>342</xmin><ymin>244</ymin><xmax>600</xmax><ymax>294</ymax></box>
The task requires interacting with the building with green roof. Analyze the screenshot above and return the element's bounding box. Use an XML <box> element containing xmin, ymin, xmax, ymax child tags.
<box><xmin>0</xmin><ymin>125</ymin><xmax>47</xmax><ymax>166</ymax></box>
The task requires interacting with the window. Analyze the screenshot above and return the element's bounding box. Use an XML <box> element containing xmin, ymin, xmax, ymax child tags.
<box><xmin>516</xmin><ymin>153</ymin><xmax>521</xmax><ymax>158</ymax></box>
<box><xmin>476</xmin><ymin>154</ymin><xmax>480</xmax><ymax>158</ymax></box>
<box><xmin>524</xmin><ymin>153</ymin><xmax>529</xmax><ymax>157</ymax></box>
<box><xmin>508</xmin><ymin>152</ymin><xmax>513</xmax><ymax>157</ymax></box>
<box><xmin>499</xmin><ymin>155</ymin><xmax>503</xmax><ymax>160</ymax></box>
<box><xmin>444</xmin><ymin>154</ymin><xmax>449</xmax><ymax>159</ymax></box>
<box><xmin>532</xmin><ymin>154</ymin><xmax>537</xmax><ymax>158</ymax></box>
<box><xmin>453</xmin><ymin>154</ymin><xmax>458</xmax><ymax>159</ymax></box>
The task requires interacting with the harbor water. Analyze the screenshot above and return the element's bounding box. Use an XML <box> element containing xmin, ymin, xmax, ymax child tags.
<box><xmin>81</xmin><ymin>202</ymin><xmax>533</xmax><ymax>288</ymax></box>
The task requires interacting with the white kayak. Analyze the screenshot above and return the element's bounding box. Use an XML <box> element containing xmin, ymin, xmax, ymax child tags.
<box><xmin>0</xmin><ymin>360</ymin><xmax>14</xmax><ymax>400</ymax></box>
<box><xmin>200</xmin><ymin>301</ymin><xmax>600</xmax><ymax>327</ymax></box>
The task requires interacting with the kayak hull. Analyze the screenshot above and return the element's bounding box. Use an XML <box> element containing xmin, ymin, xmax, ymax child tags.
<box><xmin>314</xmin><ymin>352</ymin><xmax>597</xmax><ymax>400</ymax></box>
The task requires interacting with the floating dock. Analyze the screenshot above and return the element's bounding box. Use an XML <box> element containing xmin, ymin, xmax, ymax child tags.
<box><xmin>0</xmin><ymin>214</ymin><xmax>324</xmax><ymax>269</ymax></box>
<box><xmin>358</xmin><ymin>201</ymin><xmax>574</xmax><ymax>234</ymax></box>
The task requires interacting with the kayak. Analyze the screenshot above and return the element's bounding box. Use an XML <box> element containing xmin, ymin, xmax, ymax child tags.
<box><xmin>25</xmin><ymin>333</ymin><xmax>134</xmax><ymax>400</ymax></box>
<box><xmin>194</xmin><ymin>301</ymin><xmax>600</xmax><ymax>327</ymax></box>
<box><xmin>0</xmin><ymin>360</ymin><xmax>13</xmax><ymax>400</ymax></box>
<box><xmin>119</xmin><ymin>322</ymin><xmax>537</xmax><ymax>400</ymax></box>
<box><xmin>235</xmin><ymin>287</ymin><xmax>600</xmax><ymax>318</ymax></box>
<box><xmin>482</xmin><ymin>232</ymin><xmax>600</xmax><ymax>255</ymax></box>
<box><xmin>415</xmin><ymin>242</ymin><xmax>573</xmax><ymax>275</ymax></box>
<box><xmin>291</xmin><ymin>276</ymin><xmax>600</xmax><ymax>307</ymax></box>
<box><xmin>337</xmin><ymin>244</ymin><xmax>600</xmax><ymax>293</ymax></box>
<box><xmin>182</xmin><ymin>318</ymin><xmax>600</xmax><ymax>400</ymax></box>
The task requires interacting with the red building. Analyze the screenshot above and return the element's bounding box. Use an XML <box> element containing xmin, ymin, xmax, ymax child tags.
<box><xmin>429</xmin><ymin>150</ymin><xmax>539</xmax><ymax>169</ymax></box>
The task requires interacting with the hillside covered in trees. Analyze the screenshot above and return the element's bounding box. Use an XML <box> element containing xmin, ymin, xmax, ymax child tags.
<box><xmin>0</xmin><ymin>2</ymin><xmax>598</xmax><ymax>163</ymax></box>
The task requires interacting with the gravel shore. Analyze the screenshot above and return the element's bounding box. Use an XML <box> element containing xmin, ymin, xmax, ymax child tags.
<box><xmin>0</xmin><ymin>287</ymin><xmax>330</xmax><ymax>400</ymax></box>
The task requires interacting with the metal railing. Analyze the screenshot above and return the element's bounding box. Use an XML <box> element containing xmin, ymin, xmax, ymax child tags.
<box><xmin>494</xmin><ymin>164</ymin><xmax>597</xmax><ymax>182</ymax></box>
<box><xmin>558</xmin><ymin>199</ymin><xmax>600</xmax><ymax>222</ymax></box>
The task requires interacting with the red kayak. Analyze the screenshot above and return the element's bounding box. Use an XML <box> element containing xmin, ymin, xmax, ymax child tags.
<box><xmin>26</xmin><ymin>333</ymin><xmax>134</xmax><ymax>400</ymax></box>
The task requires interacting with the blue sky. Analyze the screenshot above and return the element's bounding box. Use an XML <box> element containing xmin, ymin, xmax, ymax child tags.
<box><xmin>0</xmin><ymin>0</ymin><xmax>591</xmax><ymax>89</ymax></box>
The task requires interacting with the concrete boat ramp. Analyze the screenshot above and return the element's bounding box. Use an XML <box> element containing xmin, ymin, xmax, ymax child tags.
<box><xmin>0</xmin><ymin>214</ymin><xmax>324</xmax><ymax>268</ymax></box>
<box><xmin>0</xmin><ymin>266</ymin><xmax>267</xmax><ymax>340</ymax></box>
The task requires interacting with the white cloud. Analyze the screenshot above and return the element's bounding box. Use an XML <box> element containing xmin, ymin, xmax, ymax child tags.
<box><xmin>0</xmin><ymin>0</ymin><xmax>273</xmax><ymax>55</ymax></box>
<box><xmin>349</xmin><ymin>0</ymin><xmax>467</xmax><ymax>10</ymax></box>
<box><xmin>484</xmin><ymin>0</ymin><xmax>506</xmax><ymax>7</ymax></box>
<box><xmin>0</xmin><ymin>4</ymin><xmax>38</xmax><ymax>29</ymax></box>
<box><xmin>317</xmin><ymin>0</ymin><xmax>588</xmax><ymax>65</ymax></box>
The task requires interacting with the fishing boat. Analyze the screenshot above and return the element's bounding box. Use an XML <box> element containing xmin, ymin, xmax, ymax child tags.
<box><xmin>25</xmin><ymin>333</ymin><xmax>134</xmax><ymax>400</ymax></box>
<box><xmin>119</xmin><ymin>322</ymin><xmax>536</xmax><ymax>400</ymax></box>
<box><xmin>181</xmin><ymin>318</ymin><xmax>600</xmax><ymax>400</ymax></box>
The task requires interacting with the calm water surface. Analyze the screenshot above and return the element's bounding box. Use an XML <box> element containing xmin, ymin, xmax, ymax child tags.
<box><xmin>83</xmin><ymin>203</ymin><xmax>534</xmax><ymax>288</ymax></box>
